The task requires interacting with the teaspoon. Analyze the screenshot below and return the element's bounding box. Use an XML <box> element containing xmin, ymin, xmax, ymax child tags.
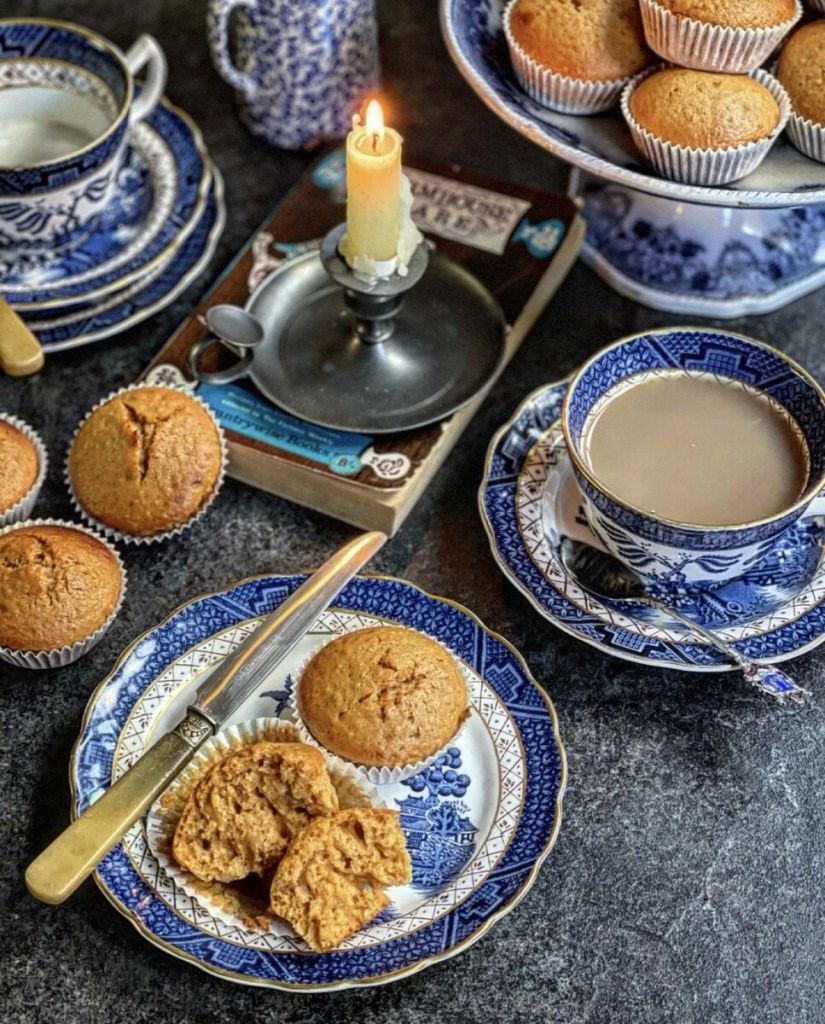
<box><xmin>558</xmin><ymin>536</ymin><xmax>807</xmax><ymax>704</ymax></box>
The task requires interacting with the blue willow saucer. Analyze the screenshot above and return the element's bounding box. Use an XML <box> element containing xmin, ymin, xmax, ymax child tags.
<box><xmin>0</xmin><ymin>89</ymin><xmax>210</xmax><ymax>310</ymax></box>
<box><xmin>71</xmin><ymin>574</ymin><xmax>565</xmax><ymax>989</ymax></box>
<box><xmin>27</xmin><ymin>167</ymin><xmax>225</xmax><ymax>352</ymax></box>
<box><xmin>480</xmin><ymin>380</ymin><xmax>825</xmax><ymax>670</ymax></box>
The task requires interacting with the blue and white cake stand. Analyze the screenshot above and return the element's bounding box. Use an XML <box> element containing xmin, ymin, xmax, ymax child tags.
<box><xmin>442</xmin><ymin>0</ymin><xmax>825</xmax><ymax>317</ymax></box>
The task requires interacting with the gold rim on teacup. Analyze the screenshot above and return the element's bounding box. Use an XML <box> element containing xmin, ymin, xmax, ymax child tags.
<box><xmin>561</xmin><ymin>326</ymin><xmax>825</xmax><ymax>533</ymax></box>
<box><xmin>0</xmin><ymin>17</ymin><xmax>140</xmax><ymax>169</ymax></box>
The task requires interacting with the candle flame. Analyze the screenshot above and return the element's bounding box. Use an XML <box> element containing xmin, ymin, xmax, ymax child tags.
<box><xmin>365</xmin><ymin>100</ymin><xmax>384</xmax><ymax>152</ymax></box>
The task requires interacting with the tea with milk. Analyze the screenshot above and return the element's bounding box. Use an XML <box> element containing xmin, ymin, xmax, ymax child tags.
<box><xmin>582</xmin><ymin>371</ymin><xmax>808</xmax><ymax>527</ymax></box>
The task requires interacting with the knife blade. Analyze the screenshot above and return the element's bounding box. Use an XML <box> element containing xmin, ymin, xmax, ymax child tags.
<box><xmin>25</xmin><ymin>530</ymin><xmax>386</xmax><ymax>905</ymax></box>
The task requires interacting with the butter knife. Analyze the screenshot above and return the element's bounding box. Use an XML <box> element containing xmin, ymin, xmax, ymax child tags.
<box><xmin>25</xmin><ymin>530</ymin><xmax>386</xmax><ymax>905</ymax></box>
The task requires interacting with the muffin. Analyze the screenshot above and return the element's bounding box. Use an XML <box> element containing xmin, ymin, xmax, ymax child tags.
<box><xmin>504</xmin><ymin>0</ymin><xmax>651</xmax><ymax>114</ymax></box>
<box><xmin>172</xmin><ymin>741</ymin><xmax>339</xmax><ymax>883</ymax></box>
<box><xmin>0</xmin><ymin>416</ymin><xmax>46</xmax><ymax>526</ymax></box>
<box><xmin>777</xmin><ymin>20</ymin><xmax>825</xmax><ymax>162</ymax></box>
<box><xmin>297</xmin><ymin>625</ymin><xmax>468</xmax><ymax>775</ymax></box>
<box><xmin>146</xmin><ymin>717</ymin><xmax>389</xmax><ymax>932</ymax></box>
<box><xmin>68</xmin><ymin>385</ymin><xmax>224</xmax><ymax>541</ymax></box>
<box><xmin>622</xmin><ymin>66</ymin><xmax>790</xmax><ymax>184</ymax></box>
<box><xmin>638</xmin><ymin>0</ymin><xmax>802</xmax><ymax>72</ymax></box>
<box><xmin>269</xmin><ymin>808</ymin><xmax>412</xmax><ymax>953</ymax></box>
<box><xmin>0</xmin><ymin>521</ymin><xmax>124</xmax><ymax>668</ymax></box>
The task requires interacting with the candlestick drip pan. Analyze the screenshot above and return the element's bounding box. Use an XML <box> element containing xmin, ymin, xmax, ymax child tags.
<box><xmin>238</xmin><ymin>245</ymin><xmax>506</xmax><ymax>434</ymax></box>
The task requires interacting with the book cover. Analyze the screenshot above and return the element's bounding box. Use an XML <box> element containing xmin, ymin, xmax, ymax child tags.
<box><xmin>142</xmin><ymin>151</ymin><xmax>585</xmax><ymax>534</ymax></box>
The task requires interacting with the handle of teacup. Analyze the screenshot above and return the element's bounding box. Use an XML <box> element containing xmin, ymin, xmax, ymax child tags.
<box><xmin>187</xmin><ymin>335</ymin><xmax>256</xmax><ymax>385</ymax></box>
<box><xmin>206</xmin><ymin>0</ymin><xmax>259</xmax><ymax>97</ymax></box>
<box><xmin>124</xmin><ymin>34</ymin><xmax>167</xmax><ymax>122</ymax></box>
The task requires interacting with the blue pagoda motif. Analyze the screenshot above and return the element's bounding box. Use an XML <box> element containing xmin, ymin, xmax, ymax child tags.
<box><xmin>397</xmin><ymin>749</ymin><xmax>478</xmax><ymax>897</ymax></box>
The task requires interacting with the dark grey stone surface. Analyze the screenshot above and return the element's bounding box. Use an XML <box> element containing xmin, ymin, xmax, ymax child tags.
<box><xmin>2</xmin><ymin>2</ymin><xmax>825</xmax><ymax>1022</ymax></box>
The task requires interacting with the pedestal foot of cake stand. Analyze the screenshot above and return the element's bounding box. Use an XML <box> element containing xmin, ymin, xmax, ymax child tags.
<box><xmin>570</xmin><ymin>168</ymin><xmax>825</xmax><ymax>317</ymax></box>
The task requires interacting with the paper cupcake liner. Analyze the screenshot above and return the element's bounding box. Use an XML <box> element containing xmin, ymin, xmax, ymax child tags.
<box><xmin>785</xmin><ymin>111</ymin><xmax>825</xmax><ymax>163</ymax></box>
<box><xmin>638</xmin><ymin>0</ymin><xmax>802</xmax><ymax>73</ymax></box>
<box><xmin>65</xmin><ymin>383</ymin><xmax>227</xmax><ymax>545</ymax></box>
<box><xmin>502</xmin><ymin>0</ymin><xmax>634</xmax><ymax>114</ymax></box>
<box><xmin>0</xmin><ymin>414</ymin><xmax>48</xmax><ymax>528</ymax></box>
<box><xmin>287</xmin><ymin>630</ymin><xmax>472</xmax><ymax>786</ymax></box>
<box><xmin>621</xmin><ymin>66</ymin><xmax>791</xmax><ymax>186</ymax></box>
<box><xmin>0</xmin><ymin>517</ymin><xmax>126</xmax><ymax>670</ymax></box>
<box><xmin>806</xmin><ymin>0</ymin><xmax>825</xmax><ymax>11</ymax></box>
<box><xmin>145</xmin><ymin>717</ymin><xmax>386</xmax><ymax>933</ymax></box>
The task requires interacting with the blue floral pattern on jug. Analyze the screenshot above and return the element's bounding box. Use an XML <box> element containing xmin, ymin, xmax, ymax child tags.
<box><xmin>207</xmin><ymin>0</ymin><xmax>380</xmax><ymax>150</ymax></box>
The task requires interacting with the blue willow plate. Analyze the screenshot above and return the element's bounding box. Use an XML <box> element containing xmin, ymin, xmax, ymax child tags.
<box><xmin>480</xmin><ymin>380</ymin><xmax>825</xmax><ymax>670</ymax></box>
<box><xmin>71</xmin><ymin>574</ymin><xmax>566</xmax><ymax>990</ymax></box>
<box><xmin>1</xmin><ymin>89</ymin><xmax>211</xmax><ymax>309</ymax></box>
<box><xmin>440</xmin><ymin>0</ymin><xmax>825</xmax><ymax>207</ymax></box>
<box><xmin>26</xmin><ymin>168</ymin><xmax>225</xmax><ymax>352</ymax></box>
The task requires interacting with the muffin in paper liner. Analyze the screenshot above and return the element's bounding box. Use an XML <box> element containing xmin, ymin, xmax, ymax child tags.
<box><xmin>774</xmin><ymin>26</ymin><xmax>825</xmax><ymax>163</ymax></box>
<box><xmin>0</xmin><ymin>414</ymin><xmax>48</xmax><ymax>528</ymax></box>
<box><xmin>785</xmin><ymin>111</ymin><xmax>825</xmax><ymax>163</ymax></box>
<box><xmin>144</xmin><ymin>717</ymin><xmax>386</xmax><ymax>933</ymax></box>
<box><xmin>638</xmin><ymin>0</ymin><xmax>802</xmax><ymax>73</ymax></box>
<box><xmin>0</xmin><ymin>517</ymin><xmax>126</xmax><ymax>670</ymax></box>
<box><xmin>65</xmin><ymin>383</ymin><xmax>227</xmax><ymax>546</ymax></box>
<box><xmin>502</xmin><ymin>0</ymin><xmax>637</xmax><ymax>114</ymax></box>
<box><xmin>620</xmin><ymin>66</ymin><xmax>791</xmax><ymax>186</ymax></box>
<box><xmin>286</xmin><ymin>629</ymin><xmax>473</xmax><ymax>786</ymax></box>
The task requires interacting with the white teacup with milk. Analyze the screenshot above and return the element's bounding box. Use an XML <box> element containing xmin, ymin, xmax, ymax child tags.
<box><xmin>0</xmin><ymin>19</ymin><xmax>166</xmax><ymax>252</ymax></box>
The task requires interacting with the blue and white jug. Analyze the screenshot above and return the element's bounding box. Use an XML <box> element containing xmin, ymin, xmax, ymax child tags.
<box><xmin>206</xmin><ymin>0</ymin><xmax>380</xmax><ymax>150</ymax></box>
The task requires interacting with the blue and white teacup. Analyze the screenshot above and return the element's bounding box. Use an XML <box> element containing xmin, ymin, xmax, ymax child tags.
<box><xmin>561</xmin><ymin>328</ymin><xmax>825</xmax><ymax>588</ymax></box>
<box><xmin>0</xmin><ymin>19</ymin><xmax>166</xmax><ymax>252</ymax></box>
<box><xmin>206</xmin><ymin>0</ymin><xmax>380</xmax><ymax>150</ymax></box>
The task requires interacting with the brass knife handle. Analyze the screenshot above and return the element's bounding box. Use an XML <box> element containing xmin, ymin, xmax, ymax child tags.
<box><xmin>25</xmin><ymin>712</ymin><xmax>213</xmax><ymax>905</ymax></box>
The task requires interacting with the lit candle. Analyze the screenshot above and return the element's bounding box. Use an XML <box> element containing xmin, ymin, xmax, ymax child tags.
<box><xmin>341</xmin><ymin>100</ymin><xmax>402</xmax><ymax>267</ymax></box>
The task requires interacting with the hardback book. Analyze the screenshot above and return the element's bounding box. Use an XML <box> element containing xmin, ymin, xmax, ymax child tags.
<box><xmin>142</xmin><ymin>151</ymin><xmax>585</xmax><ymax>534</ymax></box>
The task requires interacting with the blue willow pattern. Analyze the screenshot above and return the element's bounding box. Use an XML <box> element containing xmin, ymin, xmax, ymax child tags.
<box><xmin>480</xmin><ymin>381</ymin><xmax>825</xmax><ymax>667</ymax></box>
<box><xmin>73</xmin><ymin>574</ymin><xmax>563</xmax><ymax>987</ymax></box>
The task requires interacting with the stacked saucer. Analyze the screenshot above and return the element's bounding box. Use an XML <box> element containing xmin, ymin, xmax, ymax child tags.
<box><xmin>1</xmin><ymin>85</ymin><xmax>225</xmax><ymax>352</ymax></box>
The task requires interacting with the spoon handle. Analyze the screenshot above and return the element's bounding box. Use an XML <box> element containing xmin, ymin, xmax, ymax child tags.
<box><xmin>647</xmin><ymin>598</ymin><xmax>808</xmax><ymax>704</ymax></box>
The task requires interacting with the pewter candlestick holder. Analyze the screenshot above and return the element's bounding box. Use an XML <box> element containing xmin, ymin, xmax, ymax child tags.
<box><xmin>320</xmin><ymin>224</ymin><xmax>429</xmax><ymax>346</ymax></box>
<box><xmin>188</xmin><ymin>222</ymin><xmax>506</xmax><ymax>435</ymax></box>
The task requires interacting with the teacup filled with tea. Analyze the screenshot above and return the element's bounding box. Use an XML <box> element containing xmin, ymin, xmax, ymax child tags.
<box><xmin>561</xmin><ymin>328</ymin><xmax>825</xmax><ymax>587</ymax></box>
<box><xmin>0</xmin><ymin>18</ymin><xmax>166</xmax><ymax>252</ymax></box>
